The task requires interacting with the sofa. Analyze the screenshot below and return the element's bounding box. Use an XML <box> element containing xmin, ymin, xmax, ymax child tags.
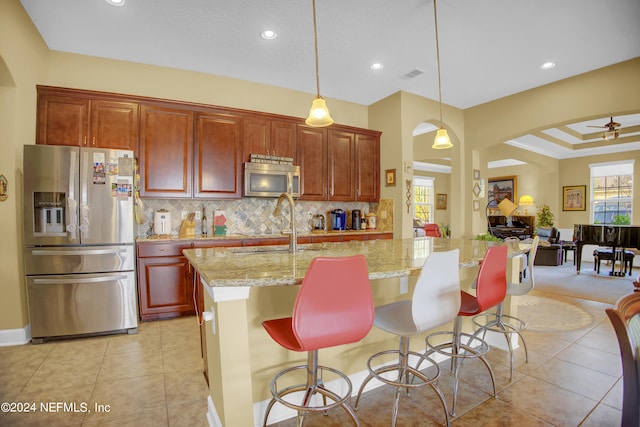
<box><xmin>534</xmin><ymin>227</ymin><xmax>563</xmax><ymax>266</ymax></box>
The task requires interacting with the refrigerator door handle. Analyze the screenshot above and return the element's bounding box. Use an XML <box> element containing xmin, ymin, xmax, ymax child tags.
<box><xmin>66</xmin><ymin>150</ymin><xmax>78</xmax><ymax>239</ymax></box>
<box><xmin>79</xmin><ymin>151</ymin><xmax>90</xmax><ymax>234</ymax></box>
<box><xmin>33</xmin><ymin>275</ymin><xmax>128</xmax><ymax>285</ymax></box>
<box><xmin>31</xmin><ymin>248</ymin><xmax>129</xmax><ymax>256</ymax></box>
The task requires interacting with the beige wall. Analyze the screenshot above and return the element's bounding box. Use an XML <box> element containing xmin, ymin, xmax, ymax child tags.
<box><xmin>0</xmin><ymin>0</ymin><xmax>49</xmax><ymax>332</ymax></box>
<box><xmin>1</xmin><ymin>0</ymin><xmax>639</xmax><ymax>338</ymax></box>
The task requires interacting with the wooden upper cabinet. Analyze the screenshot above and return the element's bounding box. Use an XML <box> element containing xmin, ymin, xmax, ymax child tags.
<box><xmin>242</xmin><ymin>116</ymin><xmax>297</xmax><ymax>162</ymax></box>
<box><xmin>270</xmin><ymin>121</ymin><xmax>297</xmax><ymax>160</ymax></box>
<box><xmin>89</xmin><ymin>100</ymin><xmax>139</xmax><ymax>150</ymax></box>
<box><xmin>328</xmin><ymin>130</ymin><xmax>355</xmax><ymax>201</ymax></box>
<box><xmin>36</xmin><ymin>88</ymin><xmax>138</xmax><ymax>150</ymax></box>
<box><xmin>36</xmin><ymin>94</ymin><xmax>89</xmax><ymax>146</ymax></box>
<box><xmin>297</xmin><ymin>126</ymin><xmax>327</xmax><ymax>200</ymax></box>
<box><xmin>139</xmin><ymin>104</ymin><xmax>194</xmax><ymax>198</ymax></box>
<box><xmin>194</xmin><ymin>112</ymin><xmax>242</xmax><ymax>199</ymax></box>
<box><xmin>355</xmin><ymin>132</ymin><xmax>380</xmax><ymax>201</ymax></box>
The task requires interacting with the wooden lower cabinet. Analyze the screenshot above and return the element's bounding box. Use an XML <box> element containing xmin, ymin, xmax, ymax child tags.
<box><xmin>137</xmin><ymin>242</ymin><xmax>195</xmax><ymax>321</ymax></box>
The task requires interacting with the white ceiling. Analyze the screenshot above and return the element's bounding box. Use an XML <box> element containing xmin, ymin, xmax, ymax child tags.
<box><xmin>20</xmin><ymin>0</ymin><xmax>640</xmax><ymax>160</ymax></box>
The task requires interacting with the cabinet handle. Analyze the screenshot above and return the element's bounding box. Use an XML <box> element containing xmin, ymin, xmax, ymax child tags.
<box><xmin>92</xmin><ymin>136</ymin><xmax>96</xmax><ymax>146</ymax></box>
<box><xmin>83</xmin><ymin>136</ymin><xmax>87</xmax><ymax>146</ymax></box>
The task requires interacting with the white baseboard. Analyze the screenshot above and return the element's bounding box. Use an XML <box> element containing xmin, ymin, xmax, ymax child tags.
<box><xmin>0</xmin><ymin>324</ymin><xmax>31</xmax><ymax>346</ymax></box>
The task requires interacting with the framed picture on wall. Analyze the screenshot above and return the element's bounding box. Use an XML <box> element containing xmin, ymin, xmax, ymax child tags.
<box><xmin>436</xmin><ymin>193</ymin><xmax>447</xmax><ymax>210</ymax></box>
<box><xmin>563</xmin><ymin>185</ymin><xmax>586</xmax><ymax>211</ymax></box>
<box><xmin>488</xmin><ymin>176</ymin><xmax>517</xmax><ymax>205</ymax></box>
<box><xmin>385</xmin><ymin>169</ymin><xmax>396</xmax><ymax>187</ymax></box>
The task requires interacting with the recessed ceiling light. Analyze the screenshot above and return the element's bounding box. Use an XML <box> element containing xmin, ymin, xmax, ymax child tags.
<box><xmin>369</xmin><ymin>63</ymin><xmax>384</xmax><ymax>71</ymax></box>
<box><xmin>105</xmin><ymin>0</ymin><xmax>125</xmax><ymax>6</ymax></box>
<box><xmin>540</xmin><ymin>61</ymin><xmax>556</xmax><ymax>70</ymax></box>
<box><xmin>260</xmin><ymin>30</ymin><xmax>277</xmax><ymax>40</ymax></box>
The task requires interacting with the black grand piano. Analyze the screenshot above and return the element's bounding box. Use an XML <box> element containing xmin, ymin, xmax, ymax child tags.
<box><xmin>573</xmin><ymin>224</ymin><xmax>640</xmax><ymax>274</ymax></box>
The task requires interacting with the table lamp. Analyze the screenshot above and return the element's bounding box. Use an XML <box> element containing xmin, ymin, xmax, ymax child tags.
<box><xmin>498</xmin><ymin>198</ymin><xmax>517</xmax><ymax>226</ymax></box>
<box><xmin>519</xmin><ymin>195</ymin><xmax>534</xmax><ymax>215</ymax></box>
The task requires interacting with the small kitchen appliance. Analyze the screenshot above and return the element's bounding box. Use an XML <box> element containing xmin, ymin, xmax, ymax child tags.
<box><xmin>154</xmin><ymin>209</ymin><xmax>172</xmax><ymax>235</ymax></box>
<box><xmin>330</xmin><ymin>209</ymin><xmax>346</xmax><ymax>231</ymax></box>
<box><xmin>366</xmin><ymin>212</ymin><xmax>377</xmax><ymax>230</ymax></box>
<box><xmin>351</xmin><ymin>210</ymin><xmax>361</xmax><ymax>230</ymax></box>
<box><xmin>310</xmin><ymin>214</ymin><xmax>325</xmax><ymax>231</ymax></box>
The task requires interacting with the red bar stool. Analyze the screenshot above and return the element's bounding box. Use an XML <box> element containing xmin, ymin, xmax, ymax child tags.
<box><xmin>261</xmin><ymin>255</ymin><xmax>374</xmax><ymax>427</ymax></box>
<box><xmin>425</xmin><ymin>245</ymin><xmax>508</xmax><ymax>416</ymax></box>
<box><xmin>472</xmin><ymin>236</ymin><xmax>539</xmax><ymax>379</ymax></box>
<box><xmin>354</xmin><ymin>249</ymin><xmax>460</xmax><ymax>426</ymax></box>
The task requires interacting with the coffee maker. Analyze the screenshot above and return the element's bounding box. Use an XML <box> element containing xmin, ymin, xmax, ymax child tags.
<box><xmin>330</xmin><ymin>209</ymin><xmax>346</xmax><ymax>230</ymax></box>
<box><xmin>351</xmin><ymin>210</ymin><xmax>361</xmax><ymax>230</ymax></box>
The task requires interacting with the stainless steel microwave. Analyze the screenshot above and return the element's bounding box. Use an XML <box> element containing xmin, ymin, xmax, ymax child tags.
<box><xmin>243</xmin><ymin>163</ymin><xmax>300</xmax><ymax>198</ymax></box>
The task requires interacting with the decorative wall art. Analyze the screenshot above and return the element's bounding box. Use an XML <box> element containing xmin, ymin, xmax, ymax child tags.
<box><xmin>472</xmin><ymin>182</ymin><xmax>481</xmax><ymax>197</ymax></box>
<box><xmin>488</xmin><ymin>176</ymin><xmax>517</xmax><ymax>205</ymax></box>
<box><xmin>436</xmin><ymin>193</ymin><xmax>447</xmax><ymax>210</ymax></box>
<box><xmin>563</xmin><ymin>185</ymin><xmax>586</xmax><ymax>211</ymax></box>
<box><xmin>0</xmin><ymin>175</ymin><xmax>7</xmax><ymax>201</ymax></box>
<box><xmin>385</xmin><ymin>168</ymin><xmax>396</xmax><ymax>187</ymax></box>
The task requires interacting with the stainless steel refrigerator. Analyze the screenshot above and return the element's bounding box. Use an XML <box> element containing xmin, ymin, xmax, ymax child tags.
<box><xmin>23</xmin><ymin>145</ymin><xmax>137</xmax><ymax>343</ymax></box>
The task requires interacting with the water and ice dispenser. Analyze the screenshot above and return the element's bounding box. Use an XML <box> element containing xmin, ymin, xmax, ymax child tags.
<box><xmin>33</xmin><ymin>192</ymin><xmax>66</xmax><ymax>234</ymax></box>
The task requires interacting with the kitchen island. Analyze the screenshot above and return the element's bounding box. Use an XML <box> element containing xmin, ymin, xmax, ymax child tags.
<box><xmin>183</xmin><ymin>238</ymin><xmax>528</xmax><ymax>427</ymax></box>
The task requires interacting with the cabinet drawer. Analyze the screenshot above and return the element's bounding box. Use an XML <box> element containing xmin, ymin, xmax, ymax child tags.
<box><xmin>137</xmin><ymin>242</ymin><xmax>191</xmax><ymax>257</ymax></box>
<box><xmin>192</xmin><ymin>239</ymin><xmax>241</xmax><ymax>248</ymax></box>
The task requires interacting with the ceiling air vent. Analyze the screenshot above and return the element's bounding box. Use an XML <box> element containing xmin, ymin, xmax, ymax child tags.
<box><xmin>404</xmin><ymin>68</ymin><xmax>425</xmax><ymax>79</ymax></box>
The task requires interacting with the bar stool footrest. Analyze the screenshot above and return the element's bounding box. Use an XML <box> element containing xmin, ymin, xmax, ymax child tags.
<box><xmin>269</xmin><ymin>364</ymin><xmax>353</xmax><ymax>414</ymax></box>
<box><xmin>426</xmin><ymin>331</ymin><xmax>491</xmax><ymax>359</ymax></box>
<box><xmin>472</xmin><ymin>313</ymin><xmax>526</xmax><ymax>334</ymax></box>
<box><xmin>365</xmin><ymin>349</ymin><xmax>441</xmax><ymax>389</ymax></box>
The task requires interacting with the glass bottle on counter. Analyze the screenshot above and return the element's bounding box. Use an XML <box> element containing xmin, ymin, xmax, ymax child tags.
<box><xmin>202</xmin><ymin>206</ymin><xmax>208</xmax><ymax>236</ymax></box>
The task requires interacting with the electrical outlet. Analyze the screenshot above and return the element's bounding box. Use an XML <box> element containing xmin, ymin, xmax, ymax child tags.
<box><xmin>380</xmin><ymin>210</ymin><xmax>387</xmax><ymax>219</ymax></box>
<box><xmin>195</xmin><ymin>211</ymin><xmax>202</xmax><ymax>220</ymax></box>
<box><xmin>181</xmin><ymin>210</ymin><xmax>187</xmax><ymax>220</ymax></box>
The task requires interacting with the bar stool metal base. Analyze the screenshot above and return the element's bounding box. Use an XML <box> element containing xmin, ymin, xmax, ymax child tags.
<box><xmin>263</xmin><ymin>350</ymin><xmax>359</xmax><ymax>427</ymax></box>
<box><xmin>472</xmin><ymin>308</ymin><xmax>527</xmax><ymax>380</ymax></box>
<box><xmin>354</xmin><ymin>336</ymin><xmax>450</xmax><ymax>427</ymax></box>
<box><xmin>425</xmin><ymin>324</ymin><xmax>497</xmax><ymax>417</ymax></box>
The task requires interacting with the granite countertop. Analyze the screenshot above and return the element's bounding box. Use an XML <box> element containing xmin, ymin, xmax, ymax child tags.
<box><xmin>183</xmin><ymin>238</ymin><xmax>529</xmax><ymax>288</ymax></box>
<box><xmin>137</xmin><ymin>229</ymin><xmax>392</xmax><ymax>242</ymax></box>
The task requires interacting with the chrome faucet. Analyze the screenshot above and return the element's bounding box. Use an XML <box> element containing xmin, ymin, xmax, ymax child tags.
<box><xmin>273</xmin><ymin>193</ymin><xmax>297</xmax><ymax>253</ymax></box>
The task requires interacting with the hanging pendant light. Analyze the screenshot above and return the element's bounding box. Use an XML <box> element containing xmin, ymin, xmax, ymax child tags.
<box><xmin>431</xmin><ymin>0</ymin><xmax>452</xmax><ymax>149</ymax></box>
<box><xmin>305</xmin><ymin>0</ymin><xmax>334</xmax><ymax>127</ymax></box>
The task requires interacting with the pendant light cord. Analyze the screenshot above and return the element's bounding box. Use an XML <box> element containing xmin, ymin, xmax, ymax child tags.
<box><xmin>433</xmin><ymin>0</ymin><xmax>443</xmax><ymax>128</ymax></box>
<box><xmin>312</xmin><ymin>0</ymin><xmax>321</xmax><ymax>98</ymax></box>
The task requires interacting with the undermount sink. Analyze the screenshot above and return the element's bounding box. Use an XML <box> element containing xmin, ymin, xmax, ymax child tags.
<box><xmin>228</xmin><ymin>245</ymin><xmax>322</xmax><ymax>255</ymax></box>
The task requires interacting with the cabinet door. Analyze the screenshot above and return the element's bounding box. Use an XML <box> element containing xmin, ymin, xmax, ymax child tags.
<box><xmin>243</xmin><ymin>118</ymin><xmax>297</xmax><ymax>162</ymax></box>
<box><xmin>139</xmin><ymin>105</ymin><xmax>193</xmax><ymax>198</ymax></box>
<box><xmin>355</xmin><ymin>133</ymin><xmax>380</xmax><ymax>201</ymax></box>
<box><xmin>328</xmin><ymin>130</ymin><xmax>355</xmax><ymax>201</ymax></box>
<box><xmin>137</xmin><ymin>256</ymin><xmax>194</xmax><ymax>321</ymax></box>
<box><xmin>90</xmin><ymin>100</ymin><xmax>139</xmax><ymax>151</ymax></box>
<box><xmin>36</xmin><ymin>94</ymin><xmax>89</xmax><ymax>146</ymax></box>
<box><xmin>242</xmin><ymin>116</ymin><xmax>269</xmax><ymax>162</ymax></box>
<box><xmin>270</xmin><ymin>121</ymin><xmax>297</xmax><ymax>160</ymax></box>
<box><xmin>297</xmin><ymin>126</ymin><xmax>328</xmax><ymax>200</ymax></box>
<box><xmin>194</xmin><ymin>112</ymin><xmax>242</xmax><ymax>199</ymax></box>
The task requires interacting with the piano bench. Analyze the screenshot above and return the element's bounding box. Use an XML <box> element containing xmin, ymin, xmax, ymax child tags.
<box><xmin>593</xmin><ymin>249</ymin><xmax>634</xmax><ymax>276</ymax></box>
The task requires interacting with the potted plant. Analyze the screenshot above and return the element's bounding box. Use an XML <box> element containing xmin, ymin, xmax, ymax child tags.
<box><xmin>535</xmin><ymin>204</ymin><xmax>554</xmax><ymax>230</ymax></box>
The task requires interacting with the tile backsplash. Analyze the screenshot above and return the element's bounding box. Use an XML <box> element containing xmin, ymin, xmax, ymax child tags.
<box><xmin>137</xmin><ymin>198</ymin><xmax>394</xmax><ymax>237</ymax></box>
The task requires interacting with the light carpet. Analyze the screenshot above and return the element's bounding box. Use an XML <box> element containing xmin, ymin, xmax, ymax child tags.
<box><xmin>531</xmin><ymin>260</ymin><xmax>637</xmax><ymax>305</ymax></box>
<box><xmin>516</xmin><ymin>295</ymin><xmax>594</xmax><ymax>332</ymax></box>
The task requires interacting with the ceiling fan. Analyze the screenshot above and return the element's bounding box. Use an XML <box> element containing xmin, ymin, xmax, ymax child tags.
<box><xmin>588</xmin><ymin>116</ymin><xmax>621</xmax><ymax>141</ymax></box>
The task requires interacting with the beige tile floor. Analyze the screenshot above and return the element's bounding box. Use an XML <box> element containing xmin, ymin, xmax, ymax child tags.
<box><xmin>0</xmin><ymin>290</ymin><xmax>624</xmax><ymax>427</ymax></box>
